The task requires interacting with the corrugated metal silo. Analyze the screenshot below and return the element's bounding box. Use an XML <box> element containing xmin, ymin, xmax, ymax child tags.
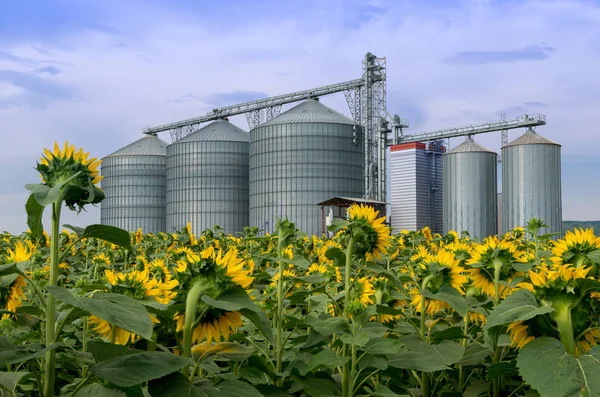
<box><xmin>502</xmin><ymin>128</ymin><xmax>562</xmax><ymax>235</ymax></box>
<box><xmin>249</xmin><ymin>99</ymin><xmax>363</xmax><ymax>235</ymax></box>
<box><xmin>166</xmin><ymin>120</ymin><xmax>249</xmax><ymax>235</ymax></box>
<box><xmin>389</xmin><ymin>141</ymin><xmax>444</xmax><ymax>234</ymax></box>
<box><xmin>100</xmin><ymin>135</ymin><xmax>167</xmax><ymax>233</ymax></box>
<box><xmin>443</xmin><ymin>137</ymin><xmax>497</xmax><ymax>240</ymax></box>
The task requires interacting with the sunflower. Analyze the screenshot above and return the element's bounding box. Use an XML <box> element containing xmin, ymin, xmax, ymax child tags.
<box><xmin>1</xmin><ymin>242</ymin><xmax>34</xmax><ymax>319</ymax></box>
<box><xmin>507</xmin><ymin>321</ymin><xmax>536</xmax><ymax>349</ymax></box>
<box><xmin>346</xmin><ymin>204</ymin><xmax>391</xmax><ymax>259</ymax></box>
<box><xmin>1</xmin><ymin>276</ymin><xmax>27</xmax><ymax>320</ymax></box>
<box><xmin>576</xmin><ymin>329</ymin><xmax>600</xmax><ymax>355</ymax></box>
<box><xmin>550</xmin><ymin>228</ymin><xmax>600</xmax><ymax>268</ymax></box>
<box><xmin>36</xmin><ymin>142</ymin><xmax>104</xmax><ymax>210</ymax></box>
<box><xmin>175</xmin><ymin>247</ymin><xmax>253</xmax><ymax>345</ymax></box>
<box><xmin>175</xmin><ymin>311</ymin><xmax>243</xmax><ymax>344</ymax></box>
<box><xmin>104</xmin><ymin>268</ymin><xmax>176</xmax><ymax>304</ymax></box>
<box><xmin>410</xmin><ymin>289</ymin><xmax>449</xmax><ymax>316</ymax></box>
<box><xmin>466</xmin><ymin>237</ymin><xmax>525</xmax><ymax>298</ymax></box>
<box><xmin>88</xmin><ymin>314</ymin><xmax>160</xmax><ymax>345</ymax></box>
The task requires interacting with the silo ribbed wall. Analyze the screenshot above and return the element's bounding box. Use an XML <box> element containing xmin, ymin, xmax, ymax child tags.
<box><xmin>166</xmin><ymin>121</ymin><xmax>249</xmax><ymax>235</ymax></box>
<box><xmin>100</xmin><ymin>137</ymin><xmax>167</xmax><ymax>233</ymax></box>
<box><xmin>250</xmin><ymin>103</ymin><xmax>363</xmax><ymax>235</ymax></box>
<box><xmin>443</xmin><ymin>150</ymin><xmax>497</xmax><ymax>239</ymax></box>
<box><xmin>501</xmin><ymin>130</ymin><xmax>562</xmax><ymax>235</ymax></box>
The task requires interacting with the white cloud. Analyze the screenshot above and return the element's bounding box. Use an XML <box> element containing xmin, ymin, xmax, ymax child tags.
<box><xmin>1</xmin><ymin>0</ymin><xmax>600</xmax><ymax>233</ymax></box>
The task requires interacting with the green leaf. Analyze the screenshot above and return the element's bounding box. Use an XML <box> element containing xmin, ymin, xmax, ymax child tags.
<box><xmin>0</xmin><ymin>263</ymin><xmax>19</xmax><ymax>277</ymax></box>
<box><xmin>486</xmin><ymin>362</ymin><xmax>518</xmax><ymax>380</ymax></box>
<box><xmin>0</xmin><ymin>338</ymin><xmax>62</xmax><ymax>365</ymax></box>
<box><xmin>193</xmin><ymin>342</ymin><xmax>255</xmax><ymax>361</ymax></box>
<box><xmin>201</xmin><ymin>287</ymin><xmax>261</xmax><ymax>313</ymax></box>
<box><xmin>388</xmin><ymin>339</ymin><xmax>465</xmax><ymax>372</ymax></box>
<box><xmin>199</xmin><ymin>380</ymin><xmax>265</xmax><ymax>397</ymax></box>
<box><xmin>239</xmin><ymin>308</ymin><xmax>274</xmax><ymax>345</ymax></box>
<box><xmin>63</xmin><ymin>223</ymin><xmax>86</xmax><ymax>236</ymax></box>
<box><xmin>357</xmin><ymin>354</ymin><xmax>388</xmax><ymax>370</ymax></box>
<box><xmin>47</xmin><ymin>287</ymin><xmax>153</xmax><ymax>340</ymax></box>
<box><xmin>327</xmin><ymin>217</ymin><xmax>348</xmax><ymax>232</ymax></box>
<box><xmin>456</xmin><ymin>343</ymin><xmax>491</xmax><ymax>366</ymax></box>
<box><xmin>370</xmin><ymin>385</ymin><xmax>409</xmax><ymax>397</ymax></box>
<box><xmin>25</xmin><ymin>183</ymin><xmax>61</xmax><ymax>206</ymax></box>
<box><xmin>587</xmin><ymin>250</ymin><xmax>600</xmax><ymax>264</ymax></box>
<box><xmin>14</xmin><ymin>306</ymin><xmax>43</xmax><ymax>317</ymax></box>
<box><xmin>305</xmin><ymin>315</ymin><xmax>349</xmax><ymax>336</ymax></box>
<box><xmin>421</xmin><ymin>285</ymin><xmax>467</xmax><ymax>317</ymax></box>
<box><xmin>517</xmin><ymin>337</ymin><xmax>600</xmax><ymax>397</ymax></box>
<box><xmin>87</xmin><ymin>341</ymin><xmax>141</xmax><ymax>363</ymax></box>
<box><xmin>0</xmin><ymin>371</ymin><xmax>30</xmax><ymax>392</ymax></box>
<box><xmin>324</xmin><ymin>247</ymin><xmax>345</xmax><ymax>268</ymax></box>
<box><xmin>291</xmin><ymin>374</ymin><xmax>338</xmax><ymax>397</ymax></box>
<box><xmin>484</xmin><ymin>289</ymin><xmax>554</xmax><ymax>331</ymax></box>
<box><xmin>25</xmin><ymin>193</ymin><xmax>45</xmax><ymax>239</ymax></box>
<box><xmin>90</xmin><ymin>351</ymin><xmax>190</xmax><ymax>387</ymax></box>
<box><xmin>463</xmin><ymin>380</ymin><xmax>491</xmax><ymax>397</ymax></box>
<box><xmin>303</xmin><ymin>350</ymin><xmax>349</xmax><ymax>375</ymax></box>
<box><xmin>292</xmin><ymin>275</ymin><xmax>326</xmax><ymax>284</ymax></box>
<box><xmin>75</xmin><ymin>383</ymin><xmax>127</xmax><ymax>397</ymax></box>
<box><xmin>340</xmin><ymin>332</ymin><xmax>369</xmax><ymax>347</ymax></box>
<box><xmin>577</xmin><ymin>278</ymin><xmax>600</xmax><ymax>295</ymax></box>
<box><xmin>430</xmin><ymin>326</ymin><xmax>465</xmax><ymax>344</ymax></box>
<box><xmin>364</xmin><ymin>337</ymin><xmax>404</xmax><ymax>355</ymax></box>
<box><xmin>80</xmin><ymin>224</ymin><xmax>132</xmax><ymax>252</ymax></box>
<box><xmin>148</xmin><ymin>372</ymin><xmax>206</xmax><ymax>397</ymax></box>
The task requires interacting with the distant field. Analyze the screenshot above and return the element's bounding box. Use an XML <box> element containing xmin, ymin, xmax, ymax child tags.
<box><xmin>563</xmin><ymin>220</ymin><xmax>600</xmax><ymax>233</ymax></box>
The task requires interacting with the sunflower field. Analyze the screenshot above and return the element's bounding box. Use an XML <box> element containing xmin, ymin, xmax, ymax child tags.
<box><xmin>2</xmin><ymin>143</ymin><xmax>600</xmax><ymax>397</ymax></box>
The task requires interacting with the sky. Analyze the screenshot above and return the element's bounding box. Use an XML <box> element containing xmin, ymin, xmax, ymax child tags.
<box><xmin>1</xmin><ymin>0</ymin><xmax>599</xmax><ymax>234</ymax></box>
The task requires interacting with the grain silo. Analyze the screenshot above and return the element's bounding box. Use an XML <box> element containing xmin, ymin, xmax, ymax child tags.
<box><xmin>502</xmin><ymin>128</ymin><xmax>561</xmax><ymax>235</ymax></box>
<box><xmin>389</xmin><ymin>141</ymin><xmax>444</xmax><ymax>234</ymax></box>
<box><xmin>249</xmin><ymin>99</ymin><xmax>363</xmax><ymax>235</ymax></box>
<box><xmin>443</xmin><ymin>137</ymin><xmax>497</xmax><ymax>240</ymax></box>
<box><xmin>100</xmin><ymin>135</ymin><xmax>167</xmax><ymax>233</ymax></box>
<box><xmin>166</xmin><ymin>119</ymin><xmax>249</xmax><ymax>235</ymax></box>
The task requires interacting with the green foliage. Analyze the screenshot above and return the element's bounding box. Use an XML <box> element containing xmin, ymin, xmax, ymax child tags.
<box><xmin>517</xmin><ymin>337</ymin><xmax>600</xmax><ymax>397</ymax></box>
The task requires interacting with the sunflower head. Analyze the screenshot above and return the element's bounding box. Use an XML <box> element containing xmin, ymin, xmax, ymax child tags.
<box><xmin>346</xmin><ymin>204</ymin><xmax>390</xmax><ymax>260</ymax></box>
<box><xmin>35</xmin><ymin>142</ymin><xmax>104</xmax><ymax>211</ymax></box>
<box><xmin>550</xmin><ymin>228</ymin><xmax>600</xmax><ymax>269</ymax></box>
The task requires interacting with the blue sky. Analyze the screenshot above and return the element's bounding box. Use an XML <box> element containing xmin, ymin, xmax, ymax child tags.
<box><xmin>1</xmin><ymin>0</ymin><xmax>599</xmax><ymax>233</ymax></box>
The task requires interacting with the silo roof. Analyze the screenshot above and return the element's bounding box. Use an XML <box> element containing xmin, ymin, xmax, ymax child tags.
<box><xmin>176</xmin><ymin>120</ymin><xmax>249</xmax><ymax>143</ymax></box>
<box><xmin>260</xmin><ymin>99</ymin><xmax>355</xmax><ymax>126</ymax></box>
<box><xmin>104</xmin><ymin>135</ymin><xmax>168</xmax><ymax>158</ymax></box>
<box><xmin>503</xmin><ymin>128</ymin><xmax>559</xmax><ymax>147</ymax></box>
<box><xmin>447</xmin><ymin>137</ymin><xmax>495</xmax><ymax>154</ymax></box>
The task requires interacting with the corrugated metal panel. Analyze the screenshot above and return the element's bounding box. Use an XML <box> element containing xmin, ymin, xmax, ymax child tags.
<box><xmin>390</xmin><ymin>145</ymin><xmax>443</xmax><ymax>233</ymax></box>
<box><xmin>104</xmin><ymin>135</ymin><xmax>168</xmax><ymax>157</ymax></box>
<box><xmin>100</xmin><ymin>135</ymin><xmax>167</xmax><ymax>233</ymax></box>
<box><xmin>497</xmin><ymin>193</ymin><xmax>503</xmax><ymax>234</ymax></box>
<box><xmin>503</xmin><ymin>128</ymin><xmax>560</xmax><ymax>147</ymax></box>
<box><xmin>249</xmin><ymin>100</ymin><xmax>363</xmax><ymax>236</ymax></box>
<box><xmin>166</xmin><ymin>120</ymin><xmax>249</xmax><ymax>236</ymax></box>
<box><xmin>447</xmin><ymin>137</ymin><xmax>496</xmax><ymax>154</ymax></box>
<box><xmin>178</xmin><ymin>119</ymin><xmax>249</xmax><ymax>143</ymax></box>
<box><xmin>260</xmin><ymin>99</ymin><xmax>355</xmax><ymax>126</ymax></box>
<box><xmin>502</xmin><ymin>130</ymin><xmax>562</xmax><ymax>235</ymax></box>
<box><xmin>443</xmin><ymin>138</ymin><xmax>497</xmax><ymax>240</ymax></box>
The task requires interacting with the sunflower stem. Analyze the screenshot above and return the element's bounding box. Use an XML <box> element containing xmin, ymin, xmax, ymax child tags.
<box><xmin>182</xmin><ymin>281</ymin><xmax>209</xmax><ymax>374</ymax></box>
<box><xmin>458</xmin><ymin>313</ymin><xmax>470</xmax><ymax>392</ymax></box>
<box><xmin>44</xmin><ymin>200</ymin><xmax>62</xmax><ymax>397</ymax></box>
<box><xmin>492</xmin><ymin>258</ymin><xmax>503</xmax><ymax>306</ymax></box>
<box><xmin>275</xmin><ymin>227</ymin><xmax>290</xmax><ymax>387</ymax></box>
<box><xmin>419</xmin><ymin>274</ymin><xmax>435</xmax><ymax>397</ymax></box>
<box><xmin>342</xmin><ymin>236</ymin><xmax>356</xmax><ymax>397</ymax></box>
<box><xmin>554</xmin><ymin>302</ymin><xmax>576</xmax><ymax>356</ymax></box>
